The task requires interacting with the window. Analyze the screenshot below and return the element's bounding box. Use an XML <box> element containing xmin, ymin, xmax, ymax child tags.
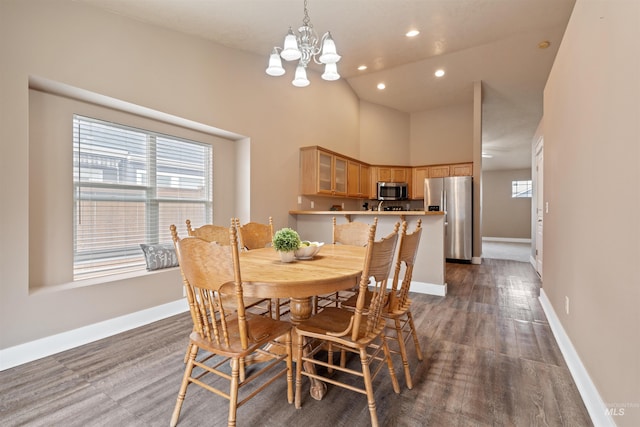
<box><xmin>512</xmin><ymin>180</ymin><xmax>532</xmax><ymax>198</ymax></box>
<box><xmin>73</xmin><ymin>115</ymin><xmax>212</xmax><ymax>280</ymax></box>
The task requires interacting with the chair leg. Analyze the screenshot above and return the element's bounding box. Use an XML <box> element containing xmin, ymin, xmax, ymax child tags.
<box><xmin>295</xmin><ymin>335</ymin><xmax>304</xmax><ymax>408</ymax></box>
<box><xmin>381</xmin><ymin>335</ymin><xmax>401</xmax><ymax>394</ymax></box>
<box><xmin>327</xmin><ymin>342</ymin><xmax>334</xmax><ymax>374</ymax></box>
<box><xmin>359</xmin><ymin>347</ymin><xmax>379</xmax><ymax>427</ymax></box>
<box><xmin>170</xmin><ymin>343</ymin><xmax>198</xmax><ymax>427</ymax></box>
<box><xmin>285</xmin><ymin>331</ymin><xmax>294</xmax><ymax>404</ymax></box>
<box><xmin>406</xmin><ymin>311</ymin><xmax>423</xmax><ymax>361</ymax></box>
<box><xmin>183</xmin><ymin>343</ymin><xmax>192</xmax><ymax>364</ymax></box>
<box><xmin>274</xmin><ymin>298</ymin><xmax>280</xmax><ymax>320</ymax></box>
<box><xmin>228</xmin><ymin>357</ymin><xmax>240</xmax><ymax>427</ymax></box>
<box><xmin>394</xmin><ymin>318</ymin><xmax>412</xmax><ymax>389</ymax></box>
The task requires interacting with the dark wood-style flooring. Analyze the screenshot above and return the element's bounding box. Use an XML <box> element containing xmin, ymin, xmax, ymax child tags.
<box><xmin>0</xmin><ymin>259</ymin><xmax>593</xmax><ymax>426</ymax></box>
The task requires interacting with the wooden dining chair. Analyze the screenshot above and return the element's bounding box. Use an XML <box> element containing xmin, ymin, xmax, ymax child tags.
<box><xmin>177</xmin><ymin>223</ymin><xmax>273</xmax><ymax>364</ymax></box>
<box><xmin>169</xmin><ymin>222</ymin><xmax>293</xmax><ymax>427</ymax></box>
<box><xmin>235</xmin><ymin>217</ymin><xmax>274</xmax><ymax>251</ymax></box>
<box><xmin>235</xmin><ymin>217</ymin><xmax>289</xmax><ymax>320</ymax></box>
<box><xmin>185</xmin><ymin>219</ymin><xmax>273</xmax><ymax>317</ymax></box>
<box><xmin>294</xmin><ymin>222</ymin><xmax>401</xmax><ymax>427</ymax></box>
<box><xmin>185</xmin><ymin>219</ymin><xmax>229</xmax><ymax>244</ymax></box>
<box><xmin>342</xmin><ymin>220</ymin><xmax>424</xmax><ymax>389</ymax></box>
<box><xmin>314</xmin><ymin>217</ymin><xmax>378</xmax><ymax>313</ymax></box>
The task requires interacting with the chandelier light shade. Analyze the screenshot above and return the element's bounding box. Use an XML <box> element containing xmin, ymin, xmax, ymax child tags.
<box><xmin>265</xmin><ymin>0</ymin><xmax>341</xmax><ymax>87</ymax></box>
<box><xmin>266</xmin><ymin>48</ymin><xmax>286</xmax><ymax>76</ymax></box>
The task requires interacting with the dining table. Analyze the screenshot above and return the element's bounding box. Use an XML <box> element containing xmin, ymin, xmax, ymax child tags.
<box><xmin>235</xmin><ymin>244</ymin><xmax>367</xmax><ymax>400</ymax></box>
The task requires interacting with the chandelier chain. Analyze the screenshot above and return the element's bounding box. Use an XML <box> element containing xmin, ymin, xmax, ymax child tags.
<box><xmin>302</xmin><ymin>0</ymin><xmax>311</xmax><ymax>27</ymax></box>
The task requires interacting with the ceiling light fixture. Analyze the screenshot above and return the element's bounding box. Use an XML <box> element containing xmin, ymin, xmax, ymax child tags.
<box><xmin>406</xmin><ymin>30</ymin><xmax>420</xmax><ymax>37</ymax></box>
<box><xmin>358</xmin><ymin>65</ymin><xmax>368</xmax><ymax>71</ymax></box>
<box><xmin>434</xmin><ymin>69</ymin><xmax>445</xmax><ymax>77</ymax></box>
<box><xmin>265</xmin><ymin>0</ymin><xmax>341</xmax><ymax>87</ymax></box>
<box><xmin>377</xmin><ymin>83</ymin><xmax>386</xmax><ymax>90</ymax></box>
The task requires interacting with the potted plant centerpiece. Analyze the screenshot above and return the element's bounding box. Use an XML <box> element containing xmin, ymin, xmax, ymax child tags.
<box><xmin>272</xmin><ymin>227</ymin><xmax>301</xmax><ymax>263</ymax></box>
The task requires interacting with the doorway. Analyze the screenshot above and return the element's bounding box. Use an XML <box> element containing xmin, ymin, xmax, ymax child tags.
<box><xmin>534</xmin><ymin>138</ymin><xmax>544</xmax><ymax>278</ymax></box>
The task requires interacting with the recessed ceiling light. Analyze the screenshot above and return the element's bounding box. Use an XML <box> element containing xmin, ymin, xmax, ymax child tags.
<box><xmin>435</xmin><ymin>69</ymin><xmax>445</xmax><ymax>77</ymax></box>
<box><xmin>377</xmin><ymin>83</ymin><xmax>386</xmax><ymax>90</ymax></box>
<box><xmin>405</xmin><ymin>30</ymin><xmax>420</xmax><ymax>37</ymax></box>
<box><xmin>357</xmin><ymin>65</ymin><xmax>368</xmax><ymax>71</ymax></box>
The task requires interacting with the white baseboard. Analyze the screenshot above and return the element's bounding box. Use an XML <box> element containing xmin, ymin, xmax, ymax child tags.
<box><xmin>538</xmin><ymin>289</ymin><xmax>615</xmax><ymax>427</ymax></box>
<box><xmin>471</xmin><ymin>256</ymin><xmax>482</xmax><ymax>265</ymax></box>
<box><xmin>0</xmin><ymin>299</ymin><xmax>189</xmax><ymax>371</ymax></box>
<box><xmin>483</xmin><ymin>237</ymin><xmax>532</xmax><ymax>243</ymax></box>
<box><xmin>411</xmin><ymin>280</ymin><xmax>447</xmax><ymax>297</ymax></box>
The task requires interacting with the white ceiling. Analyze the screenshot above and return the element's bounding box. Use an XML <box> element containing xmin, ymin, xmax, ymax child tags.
<box><xmin>76</xmin><ymin>0</ymin><xmax>576</xmax><ymax>170</ymax></box>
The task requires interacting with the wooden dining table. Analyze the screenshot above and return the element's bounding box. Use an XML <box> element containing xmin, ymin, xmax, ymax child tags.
<box><xmin>235</xmin><ymin>244</ymin><xmax>367</xmax><ymax>400</ymax></box>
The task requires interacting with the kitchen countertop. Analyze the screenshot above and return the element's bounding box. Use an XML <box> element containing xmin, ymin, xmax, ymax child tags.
<box><xmin>289</xmin><ymin>210</ymin><xmax>443</xmax><ymax>216</ymax></box>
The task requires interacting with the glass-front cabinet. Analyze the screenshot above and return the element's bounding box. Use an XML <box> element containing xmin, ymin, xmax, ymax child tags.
<box><xmin>300</xmin><ymin>146</ymin><xmax>348</xmax><ymax>197</ymax></box>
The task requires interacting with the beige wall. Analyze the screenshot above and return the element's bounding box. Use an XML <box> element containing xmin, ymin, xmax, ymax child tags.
<box><xmin>0</xmin><ymin>0</ymin><xmax>360</xmax><ymax>348</ymax></box>
<box><xmin>409</xmin><ymin>103</ymin><xmax>474</xmax><ymax>166</ymax></box>
<box><xmin>544</xmin><ymin>0</ymin><xmax>640</xmax><ymax>425</ymax></box>
<box><xmin>481</xmin><ymin>169</ymin><xmax>532</xmax><ymax>239</ymax></box>
<box><xmin>359</xmin><ymin>101</ymin><xmax>410</xmax><ymax>165</ymax></box>
<box><xmin>0</xmin><ymin>0</ymin><xmax>477</xmax><ymax>352</ymax></box>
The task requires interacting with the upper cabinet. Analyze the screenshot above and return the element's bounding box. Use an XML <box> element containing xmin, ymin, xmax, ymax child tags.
<box><xmin>428</xmin><ymin>165</ymin><xmax>450</xmax><ymax>178</ymax></box>
<box><xmin>411</xmin><ymin>167</ymin><xmax>429</xmax><ymax>199</ymax></box>
<box><xmin>371</xmin><ymin>166</ymin><xmax>411</xmax><ymax>198</ymax></box>
<box><xmin>411</xmin><ymin>163</ymin><xmax>474</xmax><ymax>199</ymax></box>
<box><xmin>375</xmin><ymin>167</ymin><xmax>410</xmax><ymax>183</ymax></box>
<box><xmin>300</xmin><ymin>146</ymin><xmax>347</xmax><ymax>197</ymax></box>
<box><xmin>450</xmin><ymin>163</ymin><xmax>473</xmax><ymax>176</ymax></box>
<box><xmin>301</xmin><ymin>146</ymin><xmax>472</xmax><ymax>200</ymax></box>
<box><xmin>347</xmin><ymin>161</ymin><xmax>370</xmax><ymax>199</ymax></box>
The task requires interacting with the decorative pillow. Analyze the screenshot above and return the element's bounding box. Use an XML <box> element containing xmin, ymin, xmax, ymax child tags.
<box><xmin>139</xmin><ymin>243</ymin><xmax>179</xmax><ymax>271</ymax></box>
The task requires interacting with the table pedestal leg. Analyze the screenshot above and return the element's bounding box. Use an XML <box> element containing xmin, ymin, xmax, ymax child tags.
<box><xmin>289</xmin><ymin>296</ymin><xmax>327</xmax><ymax>401</ymax></box>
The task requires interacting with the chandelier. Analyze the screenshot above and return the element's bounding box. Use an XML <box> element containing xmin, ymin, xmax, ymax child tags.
<box><xmin>265</xmin><ymin>0</ymin><xmax>341</xmax><ymax>87</ymax></box>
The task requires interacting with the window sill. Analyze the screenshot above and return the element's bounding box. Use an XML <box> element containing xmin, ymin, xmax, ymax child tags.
<box><xmin>29</xmin><ymin>267</ymin><xmax>180</xmax><ymax>295</ymax></box>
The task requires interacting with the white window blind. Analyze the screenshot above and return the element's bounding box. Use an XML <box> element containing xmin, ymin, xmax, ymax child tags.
<box><xmin>73</xmin><ymin>115</ymin><xmax>213</xmax><ymax>280</ymax></box>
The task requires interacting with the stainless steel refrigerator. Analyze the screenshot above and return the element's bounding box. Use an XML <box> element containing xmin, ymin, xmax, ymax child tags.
<box><xmin>424</xmin><ymin>176</ymin><xmax>473</xmax><ymax>261</ymax></box>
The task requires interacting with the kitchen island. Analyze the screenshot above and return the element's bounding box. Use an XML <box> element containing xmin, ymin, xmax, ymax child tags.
<box><xmin>288</xmin><ymin>210</ymin><xmax>446</xmax><ymax>296</ymax></box>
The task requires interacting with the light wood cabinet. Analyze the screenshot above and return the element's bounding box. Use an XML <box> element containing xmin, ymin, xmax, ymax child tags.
<box><xmin>451</xmin><ymin>163</ymin><xmax>473</xmax><ymax>176</ymax></box>
<box><xmin>300</xmin><ymin>147</ymin><xmax>347</xmax><ymax>196</ymax></box>
<box><xmin>376</xmin><ymin>167</ymin><xmax>410</xmax><ymax>183</ymax></box>
<box><xmin>429</xmin><ymin>165</ymin><xmax>450</xmax><ymax>178</ymax></box>
<box><xmin>302</xmin><ymin>146</ymin><xmax>472</xmax><ymax>200</ymax></box>
<box><xmin>371</xmin><ymin>166</ymin><xmax>411</xmax><ymax>198</ymax></box>
<box><xmin>411</xmin><ymin>163</ymin><xmax>474</xmax><ymax>199</ymax></box>
<box><xmin>347</xmin><ymin>161</ymin><xmax>370</xmax><ymax>198</ymax></box>
<box><xmin>412</xmin><ymin>167</ymin><xmax>429</xmax><ymax>199</ymax></box>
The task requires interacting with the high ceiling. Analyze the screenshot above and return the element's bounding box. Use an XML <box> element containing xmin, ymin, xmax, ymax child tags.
<box><xmin>76</xmin><ymin>0</ymin><xmax>576</xmax><ymax>170</ymax></box>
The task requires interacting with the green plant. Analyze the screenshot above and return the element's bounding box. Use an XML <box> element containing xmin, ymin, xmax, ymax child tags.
<box><xmin>272</xmin><ymin>228</ymin><xmax>301</xmax><ymax>252</ymax></box>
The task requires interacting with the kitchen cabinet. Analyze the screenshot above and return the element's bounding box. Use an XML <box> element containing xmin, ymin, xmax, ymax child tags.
<box><xmin>376</xmin><ymin>167</ymin><xmax>410</xmax><ymax>183</ymax></box>
<box><xmin>451</xmin><ymin>163</ymin><xmax>473</xmax><ymax>176</ymax></box>
<box><xmin>428</xmin><ymin>165</ymin><xmax>450</xmax><ymax>178</ymax></box>
<box><xmin>371</xmin><ymin>166</ymin><xmax>411</xmax><ymax>199</ymax></box>
<box><xmin>412</xmin><ymin>167</ymin><xmax>429</xmax><ymax>199</ymax></box>
<box><xmin>411</xmin><ymin>163</ymin><xmax>473</xmax><ymax>199</ymax></box>
<box><xmin>301</xmin><ymin>146</ymin><xmax>472</xmax><ymax>200</ymax></box>
<box><xmin>300</xmin><ymin>147</ymin><xmax>347</xmax><ymax>196</ymax></box>
<box><xmin>347</xmin><ymin>161</ymin><xmax>370</xmax><ymax>198</ymax></box>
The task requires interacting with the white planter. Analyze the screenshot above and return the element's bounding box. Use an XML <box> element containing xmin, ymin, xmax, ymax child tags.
<box><xmin>278</xmin><ymin>251</ymin><xmax>296</xmax><ymax>263</ymax></box>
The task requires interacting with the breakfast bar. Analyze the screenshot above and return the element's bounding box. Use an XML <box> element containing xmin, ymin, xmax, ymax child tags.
<box><xmin>289</xmin><ymin>210</ymin><xmax>447</xmax><ymax>296</ymax></box>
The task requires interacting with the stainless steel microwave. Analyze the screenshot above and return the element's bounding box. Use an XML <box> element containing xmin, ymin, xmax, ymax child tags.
<box><xmin>377</xmin><ymin>182</ymin><xmax>408</xmax><ymax>200</ymax></box>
